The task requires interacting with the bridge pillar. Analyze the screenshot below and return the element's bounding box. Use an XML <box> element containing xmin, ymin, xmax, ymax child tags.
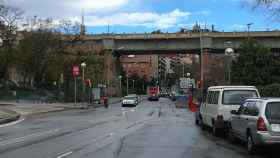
<box><xmin>104</xmin><ymin>50</ymin><xmax>120</xmax><ymax>96</ymax></box>
<box><xmin>201</xmin><ymin>49</ymin><xmax>226</xmax><ymax>88</ymax></box>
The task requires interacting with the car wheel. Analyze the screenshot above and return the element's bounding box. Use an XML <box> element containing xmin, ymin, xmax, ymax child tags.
<box><xmin>200</xmin><ymin>119</ymin><xmax>207</xmax><ymax>130</ymax></box>
<box><xmin>212</xmin><ymin>125</ymin><xmax>218</xmax><ymax>136</ymax></box>
<box><xmin>195</xmin><ymin>118</ymin><xmax>199</xmax><ymax>125</ymax></box>
<box><xmin>247</xmin><ymin>134</ymin><xmax>257</xmax><ymax>155</ymax></box>
<box><xmin>228</xmin><ymin>128</ymin><xmax>237</xmax><ymax>142</ymax></box>
<box><xmin>212</xmin><ymin>124</ymin><xmax>222</xmax><ymax>137</ymax></box>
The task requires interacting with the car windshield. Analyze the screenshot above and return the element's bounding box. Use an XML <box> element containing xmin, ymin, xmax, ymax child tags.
<box><xmin>124</xmin><ymin>97</ymin><xmax>136</xmax><ymax>100</ymax></box>
<box><xmin>222</xmin><ymin>90</ymin><xmax>258</xmax><ymax>105</ymax></box>
<box><xmin>265</xmin><ymin>102</ymin><xmax>280</xmax><ymax>120</ymax></box>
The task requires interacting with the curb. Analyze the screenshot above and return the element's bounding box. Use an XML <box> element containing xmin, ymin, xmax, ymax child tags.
<box><xmin>24</xmin><ymin>107</ymin><xmax>77</xmax><ymax>118</ymax></box>
<box><xmin>0</xmin><ymin>114</ymin><xmax>20</xmax><ymax>125</ymax></box>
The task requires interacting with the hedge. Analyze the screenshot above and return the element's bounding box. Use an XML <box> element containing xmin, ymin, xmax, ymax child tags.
<box><xmin>258</xmin><ymin>83</ymin><xmax>280</xmax><ymax>97</ymax></box>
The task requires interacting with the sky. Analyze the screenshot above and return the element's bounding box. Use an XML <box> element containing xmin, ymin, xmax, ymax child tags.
<box><xmin>4</xmin><ymin>0</ymin><xmax>280</xmax><ymax>34</ymax></box>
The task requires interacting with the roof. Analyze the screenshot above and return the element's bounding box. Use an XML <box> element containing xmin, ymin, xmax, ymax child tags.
<box><xmin>208</xmin><ymin>86</ymin><xmax>257</xmax><ymax>90</ymax></box>
<box><xmin>246</xmin><ymin>98</ymin><xmax>280</xmax><ymax>102</ymax></box>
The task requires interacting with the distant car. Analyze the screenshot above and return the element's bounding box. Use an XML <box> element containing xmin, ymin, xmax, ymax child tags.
<box><xmin>169</xmin><ymin>93</ymin><xmax>176</xmax><ymax>101</ymax></box>
<box><xmin>148</xmin><ymin>94</ymin><xmax>159</xmax><ymax>101</ymax></box>
<box><xmin>159</xmin><ymin>91</ymin><xmax>169</xmax><ymax>98</ymax></box>
<box><xmin>148</xmin><ymin>86</ymin><xmax>159</xmax><ymax>101</ymax></box>
<box><xmin>229</xmin><ymin>98</ymin><xmax>280</xmax><ymax>154</ymax></box>
<box><xmin>122</xmin><ymin>96</ymin><xmax>138</xmax><ymax>107</ymax></box>
<box><xmin>127</xmin><ymin>94</ymin><xmax>139</xmax><ymax>103</ymax></box>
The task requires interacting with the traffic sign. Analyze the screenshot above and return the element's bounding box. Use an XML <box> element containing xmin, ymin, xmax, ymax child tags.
<box><xmin>180</xmin><ymin>78</ymin><xmax>188</xmax><ymax>89</ymax></box>
<box><xmin>180</xmin><ymin>78</ymin><xmax>195</xmax><ymax>89</ymax></box>
<box><xmin>72</xmin><ymin>65</ymin><xmax>80</xmax><ymax>77</ymax></box>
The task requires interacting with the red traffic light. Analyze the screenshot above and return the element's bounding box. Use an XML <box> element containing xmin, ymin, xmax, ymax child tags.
<box><xmin>85</xmin><ymin>79</ymin><xmax>92</xmax><ymax>87</ymax></box>
<box><xmin>197</xmin><ymin>80</ymin><xmax>201</xmax><ymax>88</ymax></box>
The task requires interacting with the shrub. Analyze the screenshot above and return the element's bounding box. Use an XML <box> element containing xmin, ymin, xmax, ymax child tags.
<box><xmin>258</xmin><ymin>83</ymin><xmax>280</xmax><ymax>97</ymax></box>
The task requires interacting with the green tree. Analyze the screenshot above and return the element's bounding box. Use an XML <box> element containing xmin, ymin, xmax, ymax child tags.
<box><xmin>128</xmin><ymin>74</ymin><xmax>147</xmax><ymax>94</ymax></box>
<box><xmin>231</xmin><ymin>39</ymin><xmax>279</xmax><ymax>85</ymax></box>
<box><xmin>16</xmin><ymin>18</ymin><xmax>62</xmax><ymax>88</ymax></box>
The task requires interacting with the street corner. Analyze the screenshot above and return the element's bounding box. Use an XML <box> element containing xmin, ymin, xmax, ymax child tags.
<box><xmin>0</xmin><ymin>108</ymin><xmax>21</xmax><ymax>125</ymax></box>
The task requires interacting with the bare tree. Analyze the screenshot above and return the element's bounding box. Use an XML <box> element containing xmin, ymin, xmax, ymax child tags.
<box><xmin>0</xmin><ymin>4</ymin><xmax>23</xmax><ymax>80</ymax></box>
<box><xmin>250</xmin><ymin>0</ymin><xmax>280</xmax><ymax>21</ymax></box>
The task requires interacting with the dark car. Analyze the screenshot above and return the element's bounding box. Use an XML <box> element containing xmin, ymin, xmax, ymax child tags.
<box><xmin>148</xmin><ymin>94</ymin><xmax>159</xmax><ymax>101</ymax></box>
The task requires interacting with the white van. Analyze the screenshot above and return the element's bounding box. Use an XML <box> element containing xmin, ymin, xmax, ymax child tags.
<box><xmin>200</xmin><ymin>86</ymin><xmax>260</xmax><ymax>136</ymax></box>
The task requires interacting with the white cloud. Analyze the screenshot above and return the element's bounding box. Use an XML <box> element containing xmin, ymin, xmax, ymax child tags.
<box><xmin>6</xmin><ymin>0</ymin><xmax>129</xmax><ymax>18</ymax></box>
<box><xmin>5</xmin><ymin>0</ymin><xmax>192</xmax><ymax>30</ymax></box>
<box><xmin>85</xmin><ymin>9</ymin><xmax>190</xmax><ymax>29</ymax></box>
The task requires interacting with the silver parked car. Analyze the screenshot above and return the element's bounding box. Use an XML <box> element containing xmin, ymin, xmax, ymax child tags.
<box><xmin>229</xmin><ymin>98</ymin><xmax>280</xmax><ymax>154</ymax></box>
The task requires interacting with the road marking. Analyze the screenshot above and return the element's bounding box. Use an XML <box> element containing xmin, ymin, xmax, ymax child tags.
<box><xmin>0</xmin><ymin>129</ymin><xmax>59</xmax><ymax>146</ymax></box>
<box><xmin>56</xmin><ymin>151</ymin><xmax>73</xmax><ymax>158</ymax></box>
<box><xmin>0</xmin><ymin>117</ymin><xmax>25</xmax><ymax>128</ymax></box>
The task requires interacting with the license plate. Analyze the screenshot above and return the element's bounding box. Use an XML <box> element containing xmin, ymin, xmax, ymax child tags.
<box><xmin>271</xmin><ymin>124</ymin><xmax>280</xmax><ymax>132</ymax></box>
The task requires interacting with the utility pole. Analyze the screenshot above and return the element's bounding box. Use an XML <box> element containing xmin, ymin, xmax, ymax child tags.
<box><xmin>247</xmin><ymin>23</ymin><xmax>253</xmax><ymax>39</ymax></box>
<box><xmin>132</xmin><ymin>80</ymin><xmax>135</xmax><ymax>91</ymax></box>
<box><xmin>126</xmin><ymin>69</ymin><xmax>129</xmax><ymax>95</ymax></box>
<box><xmin>182</xmin><ymin>63</ymin><xmax>185</xmax><ymax>78</ymax></box>
<box><xmin>200</xmin><ymin>26</ymin><xmax>204</xmax><ymax>94</ymax></box>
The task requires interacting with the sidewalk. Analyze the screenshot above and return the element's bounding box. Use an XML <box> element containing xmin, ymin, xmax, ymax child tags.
<box><xmin>0</xmin><ymin>97</ymin><xmax>122</xmax><ymax>123</ymax></box>
<box><xmin>0</xmin><ymin>107</ymin><xmax>20</xmax><ymax>124</ymax></box>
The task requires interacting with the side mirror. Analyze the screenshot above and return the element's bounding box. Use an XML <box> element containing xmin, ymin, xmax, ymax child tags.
<box><xmin>231</xmin><ymin>110</ymin><xmax>239</xmax><ymax>115</ymax></box>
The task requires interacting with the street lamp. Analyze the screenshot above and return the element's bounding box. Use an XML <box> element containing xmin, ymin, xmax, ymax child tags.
<box><xmin>81</xmin><ymin>62</ymin><xmax>87</xmax><ymax>81</ymax></box>
<box><xmin>118</xmin><ymin>75</ymin><xmax>122</xmax><ymax>96</ymax></box>
<box><xmin>224</xmin><ymin>41</ymin><xmax>234</xmax><ymax>84</ymax></box>
<box><xmin>126</xmin><ymin>74</ymin><xmax>129</xmax><ymax>95</ymax></box>
<box><xmin>247</xmin><ymin>23</ymin><xmax>254</xmax><ymax>39</ymax></box>
<box><xmin>81</xmin><ymin>62</ymin><xmax>87</xmax><ymax>102</ymax></box>
<box><xmin>132</xmin><ymin>79</ymin><xmax>135</xmax><ymax>91</ymax></box>
<box><xmin>0</xmin><ymin>38</ymin><xmax>3</xmax><ymax>47</ymax></box>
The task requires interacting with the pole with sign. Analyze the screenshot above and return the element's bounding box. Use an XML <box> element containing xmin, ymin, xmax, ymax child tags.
<box><xmin>72</xmin><ymin>65</ymin><xmax>80</xmax><ymax>105</ymax></box>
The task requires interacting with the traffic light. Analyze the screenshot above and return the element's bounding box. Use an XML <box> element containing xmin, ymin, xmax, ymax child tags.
<box><xmin>85</xmin><ymin>79</ymin><xmax>92</xmax><ymax>87</ymax></box>
<box><xmin>197</xmin><ymin>80</ymin><xmax>201</xmax><ymax>88</ymax></box>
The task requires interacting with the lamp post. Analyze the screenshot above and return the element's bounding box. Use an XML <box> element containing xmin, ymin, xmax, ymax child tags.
<box><xmin>224</xmin><ymin>41</ymin><xmax>234</xmax><ymax>84</ymax></box>
<box><xmin>81</xmin><ymin>62</ymin><xmax>86</xmax><ymax>102</ymax></box>
<box><xmin>199</xmin><ymin>26</ymin><xmax>204</xmax><ymax>100</ymax></box>
<box><xmin>0</xmin><ymin>38</ymin><xmax>3</xmax><ymax>47</ymax></box>
<box><xmin>126</xmin><ymin>74</ymin><xmax>129</xmax><ymax>95</ymax></box>
<box><xmin>118</xmin><ymin>75</ymin><xmax>122</xmax><ymax>96</ymax></box>
<box><xmin>132</xmin><ymin>79</ymin><xmax>135</xmax><ymax>92</ymax></box>
<box><xmin>247</xmin><ymin>23</ymin><xmax>254</xmax><ymax>39</ymax></box>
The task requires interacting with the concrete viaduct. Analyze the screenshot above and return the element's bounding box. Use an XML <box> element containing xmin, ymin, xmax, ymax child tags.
<box><xmin>79</xmin><ymin>31</ymin><xmax>280</xmax><ymax>88</ymax></box>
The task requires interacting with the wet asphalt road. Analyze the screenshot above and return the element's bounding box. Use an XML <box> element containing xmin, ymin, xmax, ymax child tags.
<box><xmin>0</xmin><ymin>98</ymin><xmax>277</xmax><ymax>158</ymax></box>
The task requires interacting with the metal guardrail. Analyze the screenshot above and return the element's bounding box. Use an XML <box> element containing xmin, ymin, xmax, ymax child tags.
<box><xmin>82</xmin><ymin>31</ymin><xmax>280</xmax><ymax>40</ymax></box>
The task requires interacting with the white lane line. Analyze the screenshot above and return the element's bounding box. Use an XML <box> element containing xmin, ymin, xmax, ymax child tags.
<box><xmin>0</xmin><ymin>129</ymin><xmax>59</xmax><ymax>146</ymax></box>
<box><xmin>0</xmin><ymin>117</ymin><xmax>25</xmax><ymax>128</ymax></box>
<box><xmin>56</xmin><ymin>151</ymin><xmax>73</xmax><ymax>158</ymax></box>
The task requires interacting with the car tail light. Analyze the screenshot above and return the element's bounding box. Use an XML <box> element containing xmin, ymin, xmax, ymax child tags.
<box><xmin>257</xmin><ymin>117</ymin><xmax>267</xmax><ymax>131</ymax></box>
<box><xmin>217</xmin><ymin>115</ymin><xmax>224</xmax><ymax>121</ymax></box>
